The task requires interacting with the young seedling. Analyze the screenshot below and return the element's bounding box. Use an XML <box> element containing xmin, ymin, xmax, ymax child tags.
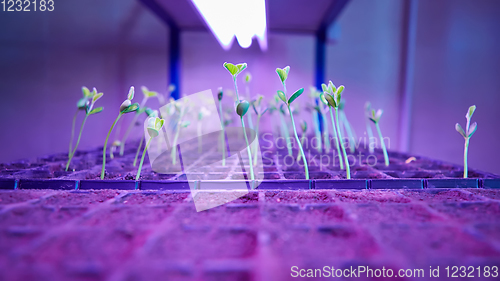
<box><xmin>276</xmin><ymin>66</ymin><xmax>309</xmax><ymax>179</ymax></box>
<box><xmin>455</xmin><ymin>105</ymin><xmax>477</xmax><ymax>178</ymax></box>
<box><xmin>136</xmin><ymin>117</ymin><xmax>165</xmax><ymax>180</ymax></box>
<box><xmin>101</xmin><ymin>86</ymin><xmax>140</xmax><ymax>179</ymax></box>
<box><xmin>110</xmin><ymin>140</ymin><xmax>121</xmax><ymax>160</ymax></box>
<box><xmin>68</xmin><ymin>87</ymin><xmax>93</xmax><ymax>158</ymax></box>
<box><xmin>251</xmin><ymin>95</ymin><xmax>268</xmax><ymax>166</ymax></box>
<box><xmin>321</xmin><ymin>81</ymin><xmax>350</xmax><ymax>178</ymax></box>
<box><xmin>133</xmin><ymin>108</ymin><xmax>158</xmax><ymax>167</ymax></box>
<box><xmin>296</xmin><ymin>120</ymin><xmax>307</xmax><ymax>162</ymax></box>
<box><xmin>217</xmin><ymin>88</ymin><xmax>227</xmax><ymax>166</ymax></box>
<box><xmin>369</xmin><ymin>108</ymin><xmax>389</xmax><ymax>166</ymax></box>
<box><xmin>66</xmin><ymin>88</ymin><xmax>104</xmax><ymax>171</ymax></box>
<box><xmin>223</xmin><ymin>62</ymin><xmax>247</xmax><ymax>102</ymax></box>
<box><xmin>364</xmin><ymin>102</ymin><xmax>375</xmax><ymax>153</ymax></box>
<box><xmin>119</xmin><ymin>86</ymin><xmax>157</xmax><ymax>156</ymax></box>
<box><xmin>236</xmin><ymin>100</ymin><xmax>255</xmax><ymax>180</ymax></box>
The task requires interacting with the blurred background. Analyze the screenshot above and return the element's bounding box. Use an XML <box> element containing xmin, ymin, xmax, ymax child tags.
<box><xmin>0</xmin><ymin>0</ymin><xmax>499</xmax><ymax>174</ymax></box>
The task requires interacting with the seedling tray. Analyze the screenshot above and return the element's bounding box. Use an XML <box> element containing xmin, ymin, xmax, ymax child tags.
<box><xmin>0</xmin><ymin>138</ymin><xmax>498</xmax><ymax>190</ymax></box>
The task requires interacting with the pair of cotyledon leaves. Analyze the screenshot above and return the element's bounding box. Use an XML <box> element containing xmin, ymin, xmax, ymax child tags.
<box><xmin>252</xmin><ymin>95</ymin><xmax>268</xmax><ymax>116</ymax></box>
<box><xmin>119</xmin><ymin>86</ymin><xmax>140</xmax><ymax>114</ymax></box>
<box><xmin>223</xmin><ymin>62</ymin><xmax>247</xmax><ymax>77</ymax></box>
<box><xmin>147</xmin><ymin>117</ymin><xmax>165</xmax><ymax>138</ymax></box>
<box><xmin>455</xmin><ymin>105</ymin><xmax>478</xmax><ymax>138</ymax></box>
<box><xmin>320</xmin><ymin>81</ymin><xmax>345</xmax><ymax>109</ymax></box>
<box><xmin>275</xmin><ymin>66</ymin><xmax>305</xmax><ymax>106</ymax></box>
<box><xmin>78</xmin><ymin>86</ymin><xmax>104</xmax><ymax>116</ymax></box>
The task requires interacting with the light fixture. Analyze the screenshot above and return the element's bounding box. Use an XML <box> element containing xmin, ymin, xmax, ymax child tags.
<box><xmin>191</xmin><ymin>0</ymin><xmax>268</xmax><ymax>51</ymax></box>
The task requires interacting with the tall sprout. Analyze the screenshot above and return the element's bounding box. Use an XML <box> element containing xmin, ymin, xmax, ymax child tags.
<box><xmin>66</xmin><ymin>88</ymin><xmax>104</xmax><ymax>171</ymax></box>
<box><xmin>276</xmin><ymin>66</ymin><xmax>309</xmax><ymax>179</ymax></box>
<box><xmin>364</xmin><ymin>102</ymin><xmax>375</xmax><ymax>153</ymax></box>
<box><xmin>369</xmin><ymin>108</ymin><xmax>389</xmax><ymax>167</ymax></box>
<box><xmin>251</xmin><ymin>95</ymin><xmax>268</xmax><ymax>166</ymax></box>
<box><xmin>455</xmin><ymin>105</ymin><xmax>477</xmax><ymax>178</ymax></box>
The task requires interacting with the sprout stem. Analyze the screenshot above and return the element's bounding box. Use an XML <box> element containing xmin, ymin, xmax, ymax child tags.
<box><xmin>278</xmin><ymin>111</ymin><xmax>293</xmax><ymax>155</ymax></box>
<box><xmin>240</xmin><ymin>117</ymin><xmax>255</xmax><ymax>181</ymax></box>
<box><xmin>65</xmin><ymin>115</ymin><xmax>88</xmax><ymax>171</ymax></box>
<box><xmin>233</xmin><ymin>76</ymin><xmax>240</xmax><ymax>101</ymax></box>
<box><xmin>133</xmin><ymin>136</ymin><xmax>144</xmax><ymax>167</ymax></box>
<box><xmin>136</xmin><ymin>137</ymin><xmax>152</xmax><ymax>181</ymax></box>
<box><xmin>312</xmin><ymin>110</ymin><xmax>323</xmax><ymax>153</ymax></box>
<box><xmin>219</xmin><ymin>100</ymin><xmax>226</xmax><ymax>166</ymax></box>
<box><xmin>296</xmin><ymin>131</ymin><xmax>306</xmax><ymax>162</ymax></box>
<box><xmin>68</xmin><ymin>110</ymin><xmax>78</xmax><ymax>158</ymax></box>
<box><xmin>288</xmin><ymin>105</ymin><xmax>309</xmax><ymax>179</ymax></box>
<box><xmin>463</xmin><ymin>137</ymin><xmax>469</xmax><ymax>178</ymax></box>
<box><xmin>329</xmin><ymin>108</ymin><xmax>344</xmax><ymax>170</ymax></box>
<box><xmin>101</xmin><ymin>113</ymin><xmax>123</xmax><ymax>179</ymax></box>
<box><xmin>341</xmin><ymin>111</ymin><xmax>356</xmax><ymax>153</ymax></box>
<box><xmin>253</xmin><ymin>114</ymin><xmax>261</xmax><ymax>166</ymax></box>
<box><xmin>375</xmin><ymin>122</ymin><xmax>389</xmax><ymax>166</ymax></box>
<box><xmin>366</xmin><ymin>119</ymin><xmax>374</xmax><ymax>153</ymax></box>
<box><xmin>335</xmin><ymin>108</ymin><xmax>350</xmax><ymax>178</ymax></box>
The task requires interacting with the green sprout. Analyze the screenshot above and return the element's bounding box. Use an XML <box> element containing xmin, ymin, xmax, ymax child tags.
<box><xmin>251</xmin><ymin>95</ymin><xmax>268</xmax><ymax>166</ymax></box>
<box><xmin>133</xmin><ymin>108</ymin><xmax>158</xmax><ymax>167</ymax></box>
<box><xmin>66</xmin><ymin>87</ymin><xmax>104</xmax><ymax>171</ymax></box>
<box><xmin>236</xmin><ymin>100</ymin><xmax>255</xmax><ymax>180</ymax></box>
<box><xmin>69</xmin><ymin>87</ymin><xmax>92</xmax><ymax>159</ymax></box>
<box><xmin>455</xmin><ymin>105</ymin><xmax>477</xmax><ymax>178</ymax></box>
<box><xmin>136</xmin><ymin>117</ymin><xmax>165</xmax><ymax>180</ymax></box>
<box><xmin>119</xmin><ymin>86</ymin><xmax>157</xmax><ymax>156</ymax></box>
<box><xmin>296</xmin><ymin>120</ymin><xmax>307</xmax><ymax>162</ymax></box>
<box><xmin>101</xmin><ymin>86</ymin><xmax>139</xmax><ymax>179</ymax></box>
<box><xmin>317</xmin><ymin>96</ymin><xmax>344</xmax><ymax>169</ymax></box>
<box><xmin>276</xmin><ymin>66</ymin><xmax>309</xmax><ymax>179</ymax></box>
<box><xmin>321</xmin><ymin>81</ymin><xmax>350</xmax><ymax>179</ymax></box>
<box><xmin>217</xmin><ymin>88</ymin><xmax>227</xmax><ymax>166</ymax></box>
<box><xmin>369</xmin><ymin>107</ymin><xmax>389</xmax><ymax>167</ymax></box>
<box><xmin>364</xmin><ymin>102</ymin><xmax>375</xmax><ymax>153</ymax></box>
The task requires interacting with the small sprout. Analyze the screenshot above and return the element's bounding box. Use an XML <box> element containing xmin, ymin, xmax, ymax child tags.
<box><xmin>66</xmin><ymin>87</ymin><xmax>104</xmax><ymax>171</ymax></box>
<box><xmin>136</xmin><ymin>117</ymin><xmax>165</xmax><ymax>180</ymax></box>
<box><xmin>171</xmin><ymin>100</ymin><xmax>190</xmax><ymax>165</ymax></box>
<box><xmin>132</xmin><ymin>108</ymin><xmax>159</xmax><ymax>166</ymax></box>
<box><xmin>276</xmin><ymin>66</ymin><xmax>309</xmax><ymax>179</ymax></box>
<box><xmin>119</xmin><ymin>86</ymin><xmax>156</xmax><ymax>156</ymax></box>
<box><xmin>110</xmin><ymin>140</ymin><xmax>121</xmax><ymax>159</ymax></box>
<box><xmin>321</xmin><ymin>81</ymin><xmax>350</xmax><ymax>178</ymax></box>
<box><xmin>368</xmin><ymin>107</ymin><xmax>389</xmax><ymax>167</ymax></box>
<box><xmin>245</xmin><ymin>73</ymin><xmax>252</xmax><ymax>83</ymax></box>
<box><xmin>455</xmin><ymin>105</ymin><xmax>477</xmax><ymax>178</ymax></box>
<box><xmin>101</xmin><ymin>86</ymin><xmax>138</xmax><ymax>179</ymax></box>
<box><xmin>197</xmin><ymin>107</ymin><xmax>211</xmax><ymax>152</ymax></box>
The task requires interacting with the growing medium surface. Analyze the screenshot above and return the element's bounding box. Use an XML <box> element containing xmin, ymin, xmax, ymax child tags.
<box><xmin>0</xmin><ymin>188</ymin><xmax>499</xmax><ymax>280</ymax></box>
<box><xmin>0</xmin><ymin>135</ymin><xmax>496</xmax><ymax>182</ymax></box>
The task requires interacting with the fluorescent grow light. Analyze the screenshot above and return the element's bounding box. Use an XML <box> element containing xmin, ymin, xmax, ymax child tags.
<box><xmin>191</xmin><ymin>0</ymin><xmax>268</xmax><ymax>50</ymax></box>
